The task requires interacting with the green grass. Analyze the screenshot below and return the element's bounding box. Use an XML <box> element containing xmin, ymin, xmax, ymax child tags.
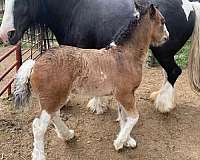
<box><xmin>0</xmin><ymin>41</ymin><xmax>3</xmax><ymax>47</ymax></box>
<box><xmin>175</xmin><ymin>40</ymin><xmax>191</xmax><ymax>68</ymax></box>
<box><xmin>0</xmin><ymin>63</ymin><xmax>3</xmax><ymax>69</ymax></box>
<box><xmin>147</xmin><ymin>40</ymin><xmax>191</xmax><ymax>69</ymax></box>
<box><xmin>21</xmin><ymin>43</ymin><xmax>34</xmax><ymax>48</ymax></box>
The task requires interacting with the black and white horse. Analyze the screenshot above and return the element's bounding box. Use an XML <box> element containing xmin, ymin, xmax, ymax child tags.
<box><xmin>0</xmin><ymin>0</ymin><xmax>139</xmax><ymax>47</ymax></box>
<box><xmin>148</xmin><ymin>0</ymin><xmax>200</xmax><ymax>112</ymax></box>
<box><xmin>0</xmin><ymin>0</ymin><xmax>200</xmax><ymax>113</ymax></box>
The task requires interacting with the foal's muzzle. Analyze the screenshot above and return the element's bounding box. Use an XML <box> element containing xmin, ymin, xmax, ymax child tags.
<box><xmin>163</xmin><ymin>24</ymin><xmax>169</xmax><ymax>42</ymax></box>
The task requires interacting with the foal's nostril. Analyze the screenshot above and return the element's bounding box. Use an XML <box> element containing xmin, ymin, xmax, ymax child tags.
<box><xmin>133</xmin><ymin>12</ymin><xmax>140</xmax><ymax>20</ymax></box>
<box><xmin>7</xmin><ymin>30</ymin><xmax>15</xmax><ymax>39</ymax></box>
<box><xmin>136</xmin><ymin>14</ymin><xmax>139</xmax><ymax>20</ymax></box>
<box><xmin>163</xmin><ymin>36</ymin><xmax>169</xmax><ymax>41</ymax></box>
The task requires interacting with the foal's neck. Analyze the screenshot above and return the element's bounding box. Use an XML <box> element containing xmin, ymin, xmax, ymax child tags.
<box><xmin>120</xmin><ymin>15</ymin><xmax>152</xmax><ymax>64</ymax></box>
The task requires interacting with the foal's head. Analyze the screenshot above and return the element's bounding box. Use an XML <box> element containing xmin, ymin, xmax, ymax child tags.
<box><xmin>147</xmin><ymin>4</ymin><xmax>169</xmax><ymax>47</ymax></box>
<box><xmin>108</xmin><ymin>4</ymin><xmax>169</xmax><ymax>49</ymax></box>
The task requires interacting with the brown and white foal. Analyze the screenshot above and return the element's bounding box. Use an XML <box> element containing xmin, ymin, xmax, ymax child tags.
<box><xmin>13</xmin><ymin>4</ymin><xmax>168</xmax><ymax>160</ymax></box>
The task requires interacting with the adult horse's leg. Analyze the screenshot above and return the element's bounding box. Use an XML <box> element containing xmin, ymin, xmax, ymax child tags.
<box><xmin>32</xmin><ymin>110</ymin><xmax>51</xmax><ymax>160</ymax></box>
<box><xmin>113</xmin><ymin>92</ymin><xmax>139</xmax><ymax>150</ymax></box>
<box><xmin>150</xmin><ymin>55</ymin><xmax>182</xmax><ymax>113</ymax></box>
<box><xmin>87</xmin><ymin>97</ymin><xmax>108</xmax><ymax>114</ymax></box>
<box><xmin>51</xmin><ymin>110</ymin><xmax>74</xmax><ymax>140</ymax></box>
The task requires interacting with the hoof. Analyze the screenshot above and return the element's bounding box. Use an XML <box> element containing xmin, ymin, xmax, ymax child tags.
<box><xmin>153</xmin><ymin>82</ymin><xmax>176</xmax><ymax>113</ymax></box>
<box><xmin>149</xmin><ymin>91</ymin><xmax>159</xmax><ymax>103</ymax></box>
<box><xmin>155</xmin><ymin>98</ymin><xmax>175</xmax><ymax>113</ymax></box>
<box><xmin>113</xmin><ymin>139</ymin><xmax>124</xmax><ymax>151</ymax></box>
<box><xmin>124</xmin><ymin>137</ymin><xmax>137</xmax><ymax>148</ymax></box>
<box><xmin>87</xmin><ymin>98</ymin><xmax>107</xmax><ymax>114</ymax></box>
<box><xmin>150</xmin><ymin>91</ymin><xmax>175</xmax><ymax>113</ymax></box>
<box><xmin>32</xmin><ymin>151</ymin><xmax>45</xmax><ymax>160</ymax></box>
<box><xmin>68</xmin><ymin>129</ymin><xmax>75</xmax><ymax>140</ymax></box>
<box><xmin>154</xmin><ymin>92</ymin><xmax>176</xmax><ymax>113</ymax></box>
<box><xmin>57</xmin><ymin>129</ymin><xmax>75</xmax><ymax>141</ymax></box>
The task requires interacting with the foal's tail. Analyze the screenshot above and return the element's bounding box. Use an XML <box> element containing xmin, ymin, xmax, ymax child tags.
<box><xmin>188</xmin><ymin>3</ymin><xmax>200</xmax><ymax>94</ymax></box>
<box><xmin>13</xmin><ymin>59</ymin><xmax>35</xmax><ymax>108</ymax></box>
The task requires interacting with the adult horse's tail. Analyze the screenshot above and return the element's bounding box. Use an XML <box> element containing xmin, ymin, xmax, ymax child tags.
<box><xmin>13</xmin><ymin>59</ymin><xmax>35</xmax><ymax>108</ymax></box>
<box><xmin>188</xmin><ymin>3</ymin><xmax>200</xmax><ymax>94</ymax></box>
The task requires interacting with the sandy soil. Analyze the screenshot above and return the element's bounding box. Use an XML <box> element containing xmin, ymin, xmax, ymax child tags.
<box><xmin>0</xmin><ymin>66</ymin><xmax>200</xmax><ymax>160</ymax></box>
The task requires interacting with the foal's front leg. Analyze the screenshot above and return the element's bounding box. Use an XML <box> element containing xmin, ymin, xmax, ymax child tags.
<box><xmin>117</xmin><ymin>105</ymin><xmax>137</xmax><ymax>148</ymax></box>
<box><xmin>32</xmin><ymin>110</ymin><xmax>51</xmax><ymax>160</ymax></box>
<box><xmin>51</xmin><ymin>110</ymin><xmax>74</xmax><ymax>141</ymax></box>
<box><xmin>114</xmin><ymin>93</ymin><xmax>139</xmax><ymax>150</ymax></box>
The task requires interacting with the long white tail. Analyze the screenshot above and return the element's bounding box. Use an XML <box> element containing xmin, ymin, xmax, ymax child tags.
<box><xmin>188</xmin><ymin>2</ymin><xmax>200</xmax><ymax>94</ymax></box>
<box><xmin>13</xmin><ymin>59</ymin><xmax>35</xmax><ymax>108</ymax></box>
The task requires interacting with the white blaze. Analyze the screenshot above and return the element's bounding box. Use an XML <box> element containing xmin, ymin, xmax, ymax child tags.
<box><xmin>0</xmin><ymin>0</ymin><xmax>15</xmax><ymax>42</ymax></box>
<box><xmin>164</xmin><ymin>24</ymin><xmax>169</xmax><ymax>38</ymax></box>
<box><xmin>182</xmin><ymin>0</ymin><xmax>193</xmax><ymax>21</ymax></box>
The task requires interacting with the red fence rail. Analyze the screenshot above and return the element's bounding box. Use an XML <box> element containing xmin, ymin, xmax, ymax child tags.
<box><xmin>0</xmin><ymin>43</ymin><xmax>22</xmax><ymax>96</ymax></box>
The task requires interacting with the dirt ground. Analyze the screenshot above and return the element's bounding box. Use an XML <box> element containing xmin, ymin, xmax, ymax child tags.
<box><xmin>0</xmin><ymin>66</ymin><xmax>200</xmax><ymax>160</ymax></box>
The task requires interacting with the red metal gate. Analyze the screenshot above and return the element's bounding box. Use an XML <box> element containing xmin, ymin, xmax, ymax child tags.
<box><xmin>0</xmin><ymin>43</ymin><xmax>22</xmax><ymax>96</ymax></box>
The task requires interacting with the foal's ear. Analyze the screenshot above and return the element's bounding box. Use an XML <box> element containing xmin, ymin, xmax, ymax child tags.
<box><xmin>134</xmin><ymin>1</ymin><xmax>145</xmax><ymax>12</ymax></box>
<box><xmin>134</xmin><ymin>1</ymin><xmax>141</xmax><ymax>10</ymax></box>
<box><xmin>155</xmin><ymin>4</ymin><xmax>159</xmax><ymax>9</ymax></box>
<box><xmin>149</xmin><ymin>4</ymin><xmax>156</xmax><ymax>19</ymax></box>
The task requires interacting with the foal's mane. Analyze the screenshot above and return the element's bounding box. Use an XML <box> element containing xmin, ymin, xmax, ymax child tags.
<box><xmin>109</xmin><ymin>5</ymin><xmax>149</xmax><ymax>47</ymax></box>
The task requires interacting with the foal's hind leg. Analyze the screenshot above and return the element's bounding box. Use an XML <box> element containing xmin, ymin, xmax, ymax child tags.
<box><xmin>51</xmin><ymin>110</ymin><xmax>74</xmax><ymax>141</ymax></box>
<box><xmin>114</xmin><ymin>93</ymin><xmax>139</xmax><ymax>150</ymax></box>
<box><xmin>32</xmin><ymin>110</ymin><xmax>51</xmax><ymax>160</ymax></box>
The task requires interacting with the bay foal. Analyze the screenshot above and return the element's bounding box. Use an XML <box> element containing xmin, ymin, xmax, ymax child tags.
<box><xmin>13</xmin><ymin>4</ymin><xmax>169</xmax><ymax>160</ymax></box>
